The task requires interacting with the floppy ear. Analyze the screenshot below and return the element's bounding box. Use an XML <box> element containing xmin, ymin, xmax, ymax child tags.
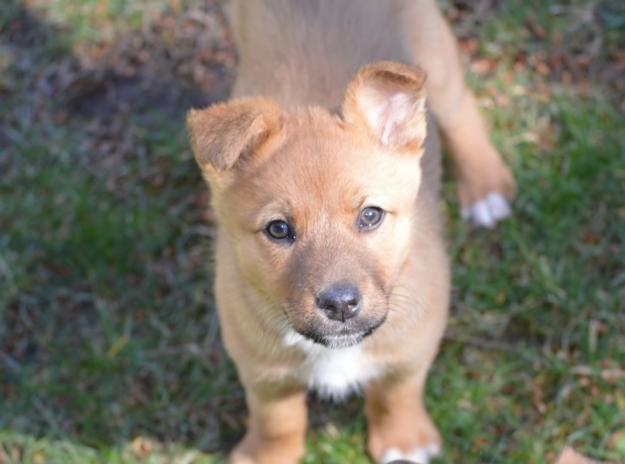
<box><xmin>343</xmin><ymin>61</ymin><xmax>427</xmax><ymax>152</ymax></box>
<box><xmin>186</xmin><ymin>97</ymin><xmax>282</xmax><ymax>174</ymax></box>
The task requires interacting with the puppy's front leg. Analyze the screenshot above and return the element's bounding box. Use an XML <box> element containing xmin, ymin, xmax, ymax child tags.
<box><xmin>365</xmin><ymin>370</ymin><xmax>441</xmax><ymax>464</ymax></box>
<box><xmin>231</xmin><ymin>386</ymin><xmax>307</xmax><ymax>464</ymax></box>
<box><xmin>400</xmin><ymin>0</ymin><xmax>515</xmax><ymax>227</ymax></box>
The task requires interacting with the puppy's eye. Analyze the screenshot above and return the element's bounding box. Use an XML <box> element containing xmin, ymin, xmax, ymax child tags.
<box><xmin>358</xmin><ymin>206</ymin><xmax>385</xmax><ymax>231</ymax></box>
<box><xmin>265</xmin><ymin>220</ymin><xmax>295</xmax><ymax>242</ymax></box>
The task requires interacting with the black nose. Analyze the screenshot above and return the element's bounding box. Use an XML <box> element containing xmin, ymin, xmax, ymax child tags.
<box><xmin>315</xmin><ymin>281</ymin><xmax>362</xmax><ymax>322</ymax></box>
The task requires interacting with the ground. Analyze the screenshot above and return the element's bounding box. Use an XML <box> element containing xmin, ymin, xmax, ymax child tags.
<box><xmin>1</xmin><ymin>0</ymin><xmax>624</xmax><ymax>462</ymax></box>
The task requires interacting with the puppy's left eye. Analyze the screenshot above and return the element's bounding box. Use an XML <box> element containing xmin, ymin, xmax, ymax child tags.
<box><xmin>358</xmin><ymin>206</ymin><xmax>385</xmax><ymax>231</ymax></box>
<box><xmin>265</xmin><ymin>219</ymin><xmax>295</xmax><ymax>243</ymax></box>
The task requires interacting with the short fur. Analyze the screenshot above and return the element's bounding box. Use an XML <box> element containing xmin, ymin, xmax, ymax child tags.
<box><xmin>187</xmin><ymin>1</ymin><xmax>515</xmax><ymax>463</ymax></box>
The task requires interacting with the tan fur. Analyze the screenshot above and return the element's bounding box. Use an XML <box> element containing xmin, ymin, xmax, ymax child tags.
<box><xmin>187</xmin><ymin>97</ymin><xmax>282</xmax><ymax>172</ymax></box>
<box><xmin>187</xmin><ymin>1</ymin><xmax>512</xmax><ymax>462</ymax></box>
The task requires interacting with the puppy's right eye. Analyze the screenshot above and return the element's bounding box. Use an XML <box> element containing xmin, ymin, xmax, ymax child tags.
<box><xmin>265</xmin><ymin>220</ymin><xmax>295</xmax><ymax>243</ymax></box>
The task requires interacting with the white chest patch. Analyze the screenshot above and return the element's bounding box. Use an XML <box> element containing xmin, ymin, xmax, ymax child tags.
<box><xmin>283</xmin><ymin>330</ymin><xmax>382</xmax><ymax>399</ymax></box>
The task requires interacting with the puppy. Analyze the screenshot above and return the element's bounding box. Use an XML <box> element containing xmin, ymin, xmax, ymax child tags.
<box><xmin>187</xmin><ymin>1</ymin><xmax>515</xmax><ymax>463</ymax></box>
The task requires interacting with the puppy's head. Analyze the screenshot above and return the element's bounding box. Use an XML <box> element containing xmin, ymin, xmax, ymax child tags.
<box><xmin>188</xmin><ymin>62</ymin><xmax>427</xmax><ymax>349</ymax></box>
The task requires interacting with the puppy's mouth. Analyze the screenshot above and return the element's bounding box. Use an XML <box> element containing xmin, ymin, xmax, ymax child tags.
<box><xmin>296</xmin><ymin>315</ymin><xmax>386</xmax><ymax>349</ymax></box>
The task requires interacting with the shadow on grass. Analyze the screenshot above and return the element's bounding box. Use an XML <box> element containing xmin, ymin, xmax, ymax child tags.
<box><xmin>0</xmin><ymin>0</ymin><xmax>244</xmax><ymax>458</ymax></box>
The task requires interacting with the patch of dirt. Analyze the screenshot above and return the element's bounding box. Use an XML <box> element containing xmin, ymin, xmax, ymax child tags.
<box><xmin>448</xmin><ymin>0</ymin><xmax>625</xmax><ymax>104</ymax></box>
<box><xmin>63</xmin><ymin>2</ymin><xmax>236</xmax><ymax>122</ymax></box>
<box><xmin>1</xmin><ymin>0</ymin><xmax>54</xmax><ymax>48</ymax></box>
<box><xmin>2</xmin><ymin>0</ymin><xmax>236</xmax><ymax>128</ymax></box>
<box><xmin>63</xmin><ymin>72</ymin><xmax>216</xmax><ymax>122</ymax></box>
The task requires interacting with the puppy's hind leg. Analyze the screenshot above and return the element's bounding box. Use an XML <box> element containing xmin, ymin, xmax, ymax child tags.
<box><xmin>399</xmin><ymin>0</ymin><xmax>515</xmax><ymax>227</ymax></box>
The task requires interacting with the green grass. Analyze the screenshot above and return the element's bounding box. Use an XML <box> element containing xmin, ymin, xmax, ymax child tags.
<box><xmin>1</xmin><ymin>0</ymin><xmax>624</xmax><ymax>462</ymax></box>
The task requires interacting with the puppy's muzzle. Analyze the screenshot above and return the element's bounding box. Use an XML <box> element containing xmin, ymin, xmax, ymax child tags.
<box><xmin>315</xmin><ymin>281</ymin><xmax>362</xmax><ymax>322</ymax></box>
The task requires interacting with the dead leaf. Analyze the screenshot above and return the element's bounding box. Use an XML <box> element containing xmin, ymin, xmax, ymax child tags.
<box><xmin>459</xmin><ymin>37</ymin><xmax>478</xmax><ymax>56</ymax></box>
<box><xmin>608</xmin><ymin>429</ymin><xmax>625</xmax><ymax>454</ymax></box>
<box><xmin>554</xmin><ymin>447</ymin><xmax>604</xmax><ymax>464</ymax></box>
<box><xmin>130</xmin><ymin>436</ymin><xmax>160</xmax><ymax>458</ymax></box>
<box><xmin>470</xmin><ymin>57</ymin><xmax>497</xmax><ymax>75</ymax></box>
<box><xmin>525</xmin><ymin>17</ymin><xmax>546</xmax><ymax>39</ymax></box>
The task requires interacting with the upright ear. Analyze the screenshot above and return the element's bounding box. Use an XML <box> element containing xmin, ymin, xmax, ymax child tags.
<box><xmin>343</xmin><ymin>61</ymin><xmax>427</xmax><ymax>152</ymax></box>
<box><xmin>186</xmin><ymin>97</ymin><xmax>282</xmax><ymax>174</ymax></box>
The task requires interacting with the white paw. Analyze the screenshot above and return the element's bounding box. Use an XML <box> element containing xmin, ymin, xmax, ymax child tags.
<box><xmin>461</xmin><ymin>191</ymin><xmax>511</xmax><ymax>228</ymax></box>
<box><xmin>379</xmin><ymin>444</ymin><xmax>441</xmax><ymax>464</ymax></box>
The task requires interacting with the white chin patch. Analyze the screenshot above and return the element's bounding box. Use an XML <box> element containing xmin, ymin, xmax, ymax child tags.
<box><xmin>461</xmin><ymin>191</ymin><xmax>511</xmax><ymax>228</ymax></box>
<box><xmin>379</xmin><ymin>444</ymin><xmax>441</xmax><ymax>464</ymax></box>
<box><xmin>282</xmin><ymin>329</ymin><xmax>381</xmax><ymax>399</ymax></box>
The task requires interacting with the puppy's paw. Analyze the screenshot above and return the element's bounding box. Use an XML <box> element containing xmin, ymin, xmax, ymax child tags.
<box><xmin>230</xmin><ymin>436</ymin><xmax>305</xmax><ymax>464</ymax></box>
<box><xmin>379</xmin><ymin>443</ymin><xmax>441</xmax><ymax>464</ymax></box>
<box><xmin>461</xmin><ymin>191</ymin><xmax>511</xmax><ymax>228</ymax></box>
<box><xmin>454</xmin><ymin>143</ymin><xmax>515</xmax><ymax>228</ymax></box>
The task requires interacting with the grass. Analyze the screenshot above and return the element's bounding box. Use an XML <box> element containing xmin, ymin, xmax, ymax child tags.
<box><xmin>1</xmin><ymin>0</ymin><xmax>624</xmax><ymax>462</ymax></box>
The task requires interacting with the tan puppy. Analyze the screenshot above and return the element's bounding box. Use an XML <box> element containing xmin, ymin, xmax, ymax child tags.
<box><xmin>187</xmin><ymin>1</ymin><xmax>515</xmax><ymax>463</ymax></box>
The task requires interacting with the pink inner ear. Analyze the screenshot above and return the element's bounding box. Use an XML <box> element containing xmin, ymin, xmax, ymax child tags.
<box><xmin>380</xmin><ymin>93</ymin><xmax>406</xmax><ymax>145</ymax></box>
<box><xmin>356</xmin><ymin>81</ymin><xmax>426</xmax><ymax>147</ymax></box>
<box><xmin>371</xmin><ymin>92</ymin><xmax>425</xmax><ymax>146</ymax></box>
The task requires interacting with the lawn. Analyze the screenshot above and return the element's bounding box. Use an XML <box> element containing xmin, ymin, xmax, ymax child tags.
<box><xmin>1</xmin><ymin>0</ymin><xmax>624</xmax><ymax>462</ymax></box>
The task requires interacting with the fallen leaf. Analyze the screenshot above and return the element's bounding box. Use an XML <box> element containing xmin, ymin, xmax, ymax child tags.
<box><xmin>554</xmin><ymin>447</ymin><xmax>603</xmax><ymax>464</ymax></box>
<box><xmin>471</xmin><ymin>57</ymin><xmax>497</xmax><ymax>75</ymax></box>
<box><xmin>525</xmin><ymin>17</ymin><xmax>546</xmax><ymax>39</ymax></box>
<box><xmin>608</xmin><ymin>429</ymin><xmax>625</xmax><ymax>454</ymax></box>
